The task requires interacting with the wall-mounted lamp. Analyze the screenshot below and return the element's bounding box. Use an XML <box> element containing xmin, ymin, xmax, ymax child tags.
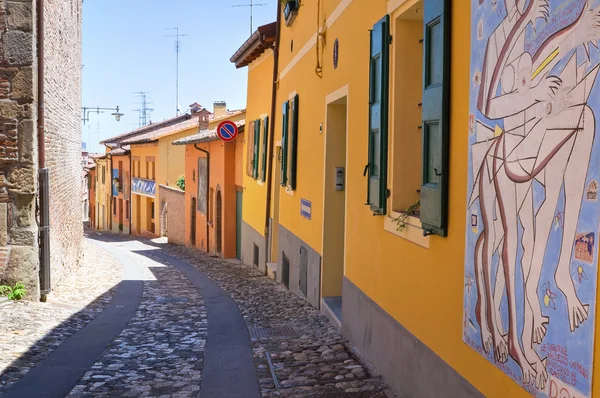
<box><xmin>82</xmin><ymin>106</ymin><xmax>124</xmax><ymax>125</ymax></box>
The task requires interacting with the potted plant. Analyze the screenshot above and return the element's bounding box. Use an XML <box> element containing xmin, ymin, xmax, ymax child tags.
<box><xmin>113</xmin><ymin>177</ymin><xmax>121</xmax><ymax>191</ymax></box>
<box><xmin>391</xmin><ymin>200</ymin><xmax>420</xmax><ymax>233</ymax></box>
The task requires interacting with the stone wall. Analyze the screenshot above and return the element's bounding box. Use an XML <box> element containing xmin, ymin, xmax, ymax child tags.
<box><xmin>0</xmin><ymin>0</ymin><xmax>83</xmax><ymax>298</ymax></box>
<box><xmin>44</xmin><ymin>0</ymin><xmax>84</xmax><ymax>287</ymax></box>
<box><xmin>0</xmin><ymin>0</ymin><xmax>40</xmax><ymax>295</ymax></box>
<box><xmin>159</xmin><ymin>185</ymin><xmax>185</xmax><ymax>246</ymax></box>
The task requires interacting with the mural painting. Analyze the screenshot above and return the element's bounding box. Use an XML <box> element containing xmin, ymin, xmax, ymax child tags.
<box><xmin>463</xmin><ymin>0</ymin><xmax>600</xmax><ymax>396</ymax></box>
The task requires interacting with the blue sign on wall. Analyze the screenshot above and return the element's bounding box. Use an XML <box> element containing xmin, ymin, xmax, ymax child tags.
<box><xmin>301</xmin><ymin>199</ymin><xmax>311</xmax><ymax>220</ymax></box>
<box><xmin>112</xmin><ymin>169</ymin><xmax>119</xmax><ymax>197</ymax></box>
<box><xmin>132</xmin><ymin>178</ymin><xmax>156</xmax><ymax>197</ymax></box>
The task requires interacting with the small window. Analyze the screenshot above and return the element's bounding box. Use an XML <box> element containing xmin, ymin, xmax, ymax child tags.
<box><xmin>253</xmin><ymin>244</ymin><xmax>259</xmax><ymax>268</ymax></box>
<box><xmin>113</xmin><ymin>198</ymin><xmax>116</xmax><ymax>215</ymax></box>
<box><xmin>126</xmin><ymin>200</ymin><xmax>129</xmax><ymax>219</ymax></box>
<box><xmin>391</xmin><ymin>5</ymin><xmax>423</xmax><ymax>215</ymax></box>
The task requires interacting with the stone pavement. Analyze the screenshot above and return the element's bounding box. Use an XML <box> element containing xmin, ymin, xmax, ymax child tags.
<box><xmin>0</xmin><ymin>232</ymin><xmax>392</xmax><ymax>397</ymax></box>
<box><xmin>0</xmin><ymin>239</ymin><xmax>122</xmax><ymax>392</ymax></box>
<box><xmin>163</xmin><ymin>245</ymin><xmax>392</xmax><ymax>398</ymax></box>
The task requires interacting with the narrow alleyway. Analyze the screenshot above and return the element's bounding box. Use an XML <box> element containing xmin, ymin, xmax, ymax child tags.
<box><xmin>0</xmin><ymin>232</ymin><xmax>390</xmax><ymax>398</ymax></box>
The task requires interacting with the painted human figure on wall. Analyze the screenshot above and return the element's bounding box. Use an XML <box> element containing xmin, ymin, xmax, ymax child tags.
<box><xmin>464</xmin><ymin>0</ymin><xmax>600</xmax><ymax>396</ymax></box>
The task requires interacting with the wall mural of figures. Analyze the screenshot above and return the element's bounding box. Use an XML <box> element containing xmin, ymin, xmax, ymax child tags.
<box><xmin>463</xmin><ymin>0</ymin><xmax>600</xmax><ymax>396</ymax></box>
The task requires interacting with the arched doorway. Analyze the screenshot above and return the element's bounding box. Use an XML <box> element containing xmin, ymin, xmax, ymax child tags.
<box><xmin>190</xmin><ymin>197</ymin><xmax>197</xmax><ymax>246</ymax></box>
<box><xmin>216</xmin><ymin>189</ymin><xmax>222</xmax><ymax>255</ymax></box>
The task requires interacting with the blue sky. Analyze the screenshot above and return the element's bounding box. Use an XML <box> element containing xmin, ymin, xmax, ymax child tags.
<box><xmin>82</xmin><ymin>0</ymin><xmax>277</xmax><ymax>153</ymax></box>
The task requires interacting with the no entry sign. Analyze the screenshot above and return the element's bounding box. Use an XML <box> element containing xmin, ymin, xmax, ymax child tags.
<box><xmin>217</xmin><ymin>121</ymin><xmax>238</xmax><ymax>142</ymax></box>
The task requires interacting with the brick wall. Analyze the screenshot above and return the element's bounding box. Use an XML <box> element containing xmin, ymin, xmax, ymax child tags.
<box><xmin>0</xmin><ymin>0</ymin><xmax>83</xmax><ymax>298</ymax></box>
<box><xmin>159</xmin><ymin>185</ymin><xmax>185</xmax><ymax>246</ymax></box>
<box><xmin>44</xmin><ymin>0</ymin><xmax>84</xmax><ymax>286</ymax></box>
<box><xmin>0</xmin><ymin>0</ymin><xmax>40</xmax><ymax>295</ymax></box>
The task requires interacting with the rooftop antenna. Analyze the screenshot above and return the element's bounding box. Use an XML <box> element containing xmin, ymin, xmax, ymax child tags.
<box><xmin>133</xmin><ymin>91</ymin><xmax>154</xmax><ymax>128</ymax></box>
<box><xmin>232</xmin><ymin>0</ymin><xmax>268</xmax><ymax>36</ymax></box>
<box><xmin>165</xmin><ymin>28</ymin><xmax>188</xmax><ymax>116</ymax></box>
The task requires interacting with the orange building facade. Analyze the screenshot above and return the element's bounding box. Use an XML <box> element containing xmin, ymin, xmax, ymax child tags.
<box><xmin>174</xmin><ymin>117</ymin><xmax>245</xmax><ymax>258</ymax></box>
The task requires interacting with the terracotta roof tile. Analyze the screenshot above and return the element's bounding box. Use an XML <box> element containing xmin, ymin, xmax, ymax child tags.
<box><xmin>121</xmin><ymin>116</ymin><xmax>200</xmax><ymax>145</ymax></box>
<box><xmin>100</xmin><ymin>113</ymin><xmax>194</xmax><ymax>145</ymax></box>
<box><xmin>173</xmin><ymin>120</ymin><xmax>246</xmax><ymax>146</ymax></box>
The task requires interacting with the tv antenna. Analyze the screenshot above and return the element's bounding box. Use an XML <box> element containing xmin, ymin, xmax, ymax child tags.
<box><xmin>165</xmin><ymin>28</ymin><xmax>188</xmax><ymax>116</ymax></box>
<box><xmin>232</xmin><ymin>0</ymin><xmax>268</xmax><ymax>36</ymax></box>
<box><xmin>133</xmin><ymin>92</ymin><xmax>154</xmax><ymax>128</ymax></box>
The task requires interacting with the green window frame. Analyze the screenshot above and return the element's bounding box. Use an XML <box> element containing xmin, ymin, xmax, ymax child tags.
<box><xmin>288</xmin><ymin>94</ymin><xmax>299</xmax><ymax>190</ymax></box>
<box><xmin>253</xmin><ymin>119</ymin><xmax>261</xmax><ymax>179</ymax></box>
<box><xmin>366</xmin><ymin>15</ymin><xmax>390</xmax><ymax>215</ymax></box>
<box><xmin>261</xmin><ymin>116</ymin><xmax>269</xmax><ymax>182</ymax></box>
<box><xmin>281</xmin><ymin>101</ymin><xmax>289</xmax><ymax>187</ymax></box>
<box><xmin>420</xmin><ymin>0</ymin><xmax>450</xmax><ymax>237</ymax></box>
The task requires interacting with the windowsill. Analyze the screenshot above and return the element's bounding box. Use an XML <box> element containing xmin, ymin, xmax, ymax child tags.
<box><xmin>384</xmin><ymin>210</ymin><xmax>430</xmax><ymax>249</ymax></box>
<box><xmin>257</xmin><ymin>180</ymin><xmax>264</xmax><ymax>186</ymax></box>
<box><xmin>285</xmin><ymin>187</ymin><xmax>295</xmax><ymax>196</ymax></box>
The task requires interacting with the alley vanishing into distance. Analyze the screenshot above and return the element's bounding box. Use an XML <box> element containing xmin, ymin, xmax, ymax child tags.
<box><xmin>0</xmin><ymin>231</ymin><xmax>390</xmax><ymax>398</ymax></box>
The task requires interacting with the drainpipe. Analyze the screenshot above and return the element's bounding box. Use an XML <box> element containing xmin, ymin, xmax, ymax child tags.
<box><xmin>129</xmin><ymin>152</ymin><xmax>132</xmax><ymax>234</ymax></box>
<box><xmin>105</xmin><ymin>145</ymin><xmax>113</xmax><ymax>232</ymax></box>
<box><xmin>194</xmin><ymin>144</ymin><xmax>210</xmax><ymax>254</ymax></box>
<box><xmin>264</xmin><ymin>0</ymin><xmax>282</xmax><ymax>263</ymax></box>
<box><xmin>37</xmin><ymin>0</ymin><xmax>52</xmax><ymax>302</ymax></box>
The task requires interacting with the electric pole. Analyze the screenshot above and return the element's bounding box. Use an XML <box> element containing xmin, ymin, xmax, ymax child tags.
<box><xmin>165</xmin><ymin>28</ymin><xmax>188</xmax><ymax>116</ymax></box>
<box><xmin>133</xmin><ymin>92</ymin><xmax>154</xmax><ymax>128</ymax></box>
<box><xmin>232</xmin><ymin>0</ymin><xmax>268</xmax><ymax>36</ymax></box>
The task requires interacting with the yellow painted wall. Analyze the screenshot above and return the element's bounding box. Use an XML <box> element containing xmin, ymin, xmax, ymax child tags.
<box><xmin>242</xmin><ymin>50</ymin><xmax>274</xmax><ymax>237</ymax></box>
<box><xmin>269</xmin><ymin>0</ymin><xmax>563</xmax><ymax>396</ymax></box>
<box><xmin>157</xmin><ymin>127</ymin><xmax>198</xmax><ymax>189</ymax></box>
<box><xmin>95</xmin><ymin>157</ymin><xmax>108</xmax><ymax>230</ymax></box>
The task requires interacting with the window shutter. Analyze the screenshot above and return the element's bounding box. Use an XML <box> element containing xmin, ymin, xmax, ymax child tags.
<box><xmin>366</xmin><ymin>15</ymin><xmax>390</xmax><ymax>215</ymax></box>
<box><xmin>281</xmin><ymin>101</ymin><xmax>289</xmax><ymax>187</ymax></box>
<box><xmin>420</xmin><ymin>0</ymin><xmax>450</xmax><ymax>237</ymax></box>
<box><xmin>246</xmin><ymin>120</ymin><xmax>255</xmax><ymax>177</ymax></box>
<box><xmin>288</xmin><ymin>94</ymin><xmax>299</xmax><ymax>190</ymax></box>
<box><xmin>261</xmin><ymin>116</ymin><xmax>269</xmax><ymax>181</ymax></box>
<box><xmin>253</xmin><ymin>119</ymin><xmax>261</xmax><ymax>179</ymax></box>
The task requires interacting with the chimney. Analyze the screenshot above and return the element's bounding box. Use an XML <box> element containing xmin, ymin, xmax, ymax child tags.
<box><xmin>189</xmin><ymin>102</ymin><xmax>204</xmax><ymax>115</ymax></box>
<box><xmin>213</xmin><ymin>101</ymin><xmax>227</xmax><ymax>119</ymax></box>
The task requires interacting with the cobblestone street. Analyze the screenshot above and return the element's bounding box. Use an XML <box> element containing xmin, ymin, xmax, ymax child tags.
<box><xmin>0</xmin><ymin>232</ymin><xmax>392</xmax><ymax>397</ymax></box>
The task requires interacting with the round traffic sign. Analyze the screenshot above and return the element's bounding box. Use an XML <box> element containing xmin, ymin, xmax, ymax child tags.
<box><xmin>217</xmin><ymin>121</ymin><xmax>238</xmax><ymax>142</ymax></box>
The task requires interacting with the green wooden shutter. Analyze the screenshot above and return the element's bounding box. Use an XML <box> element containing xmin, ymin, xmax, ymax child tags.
<box><xmin>261</xmin><ymin>116</ymin><xmax>269</xmax><ymax>181</ymax></box>
<box><xmin>420</xmin><ymin>0</ymin><xmax>450</xmax><ymax>237</ymax></box>
<box><xmin>289</xmin><ymin>94</ymin><xmax>299</xmax><ymax>190</ymax></box>
<box><xmin>281</xmin><ymin>101</ymin><xmax>289</xmax><ymax>187</ymax></box>
<box><xmin>253</xmin><ymin>119</ymin><xmax>260</xmax><ymax>179</ymax></box>
<box><xmin>366</xmin><ymin>15</ymin><xmax>390</xmax><ymax>215</ymax></box>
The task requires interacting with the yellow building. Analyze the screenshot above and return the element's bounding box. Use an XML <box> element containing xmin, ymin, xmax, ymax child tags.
<box><xmin>231</xmin><ymin>22</ymin><xmax>276</xmax><ymax>273</ymax></box>
<box><xmin>93</xmin><ymin>155</ymin><xmax>109</xmax><ymax>231</ymax></box>
<box><xmin>236</xmin><ymin>0</ymin><xmax>600</xmax><ymax>397</ymax></box>
<box><xmin>121</xmin><ymin>105</ymin><xmax>211</xmax><ymax>238</ymax></box>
